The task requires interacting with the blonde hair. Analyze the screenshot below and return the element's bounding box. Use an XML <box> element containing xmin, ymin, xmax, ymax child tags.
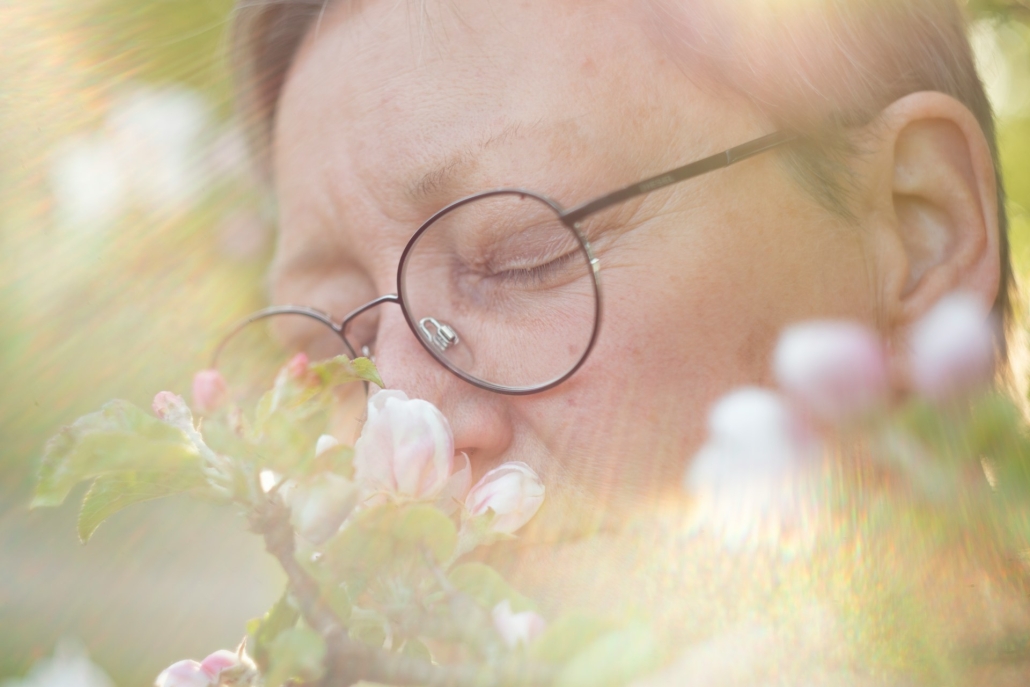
<box><xmin>230</xmin><ymin>0</ymin><xmax>1016</xmax><ymax>376</ymax></box>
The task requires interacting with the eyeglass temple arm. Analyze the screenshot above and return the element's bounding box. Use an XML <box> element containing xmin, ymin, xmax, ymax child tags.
<box><xmin>210</xmin><ymin>305</ymin><xmax>346</xmax><ymax>368</ymax></box>
<box><xmin>560</xmin><ymin>131</ymin><xmax>797</xmax><ymax>227</ymax></box>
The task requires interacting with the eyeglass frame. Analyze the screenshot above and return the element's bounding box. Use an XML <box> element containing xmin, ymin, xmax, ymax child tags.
<box><xmin>214</xmin><ymin>130</ymin><xmax>797</xmax><ymax>395</ymax></box>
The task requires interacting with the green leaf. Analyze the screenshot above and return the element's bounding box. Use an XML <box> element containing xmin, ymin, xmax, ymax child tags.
<box><xmin>324</xmin><ymin>504</ymin><xmax>457</xmax><ymax>587</ymax></box>
<box><xmin>267</xmin><ymin>627</ymin><xmax>326</xmax><ymax>687</ymax></box>
<box><xmin>348</xmin><ymin>607</ymin><xmax>388</xmax><ymax>648</ymax></box>
<box><xmin>294</xmin><ymin>550</ymin><xmax>353</xmax><ymax>623</ymax></box>
<box><xmin>312</xmin><ymin>443</ymin><xmax>355</xmax><ymax>479</ymax></box>
<box><xmin>33</xmin><ymin>400</ymin><xmax>200</xmax><ymax>509</ymax></box>
<box><xmin>529</xmin><ymin>612</ymin><xmax>616</xmax><ymax>663</ymax></box>
<box><xmin>77</xmin><ymin>469</ymin><xmax>207</xmax><ymax>542</ymax></box>
<box><xmin>395</xmin><ymin>504</ymin><xmax>457</xmax><ymax>563</ymax></box>
<box><xmin>310</xmin><ymin>355</ymin><xmax>384</xmax><ymax>390</ymax></box>
<box><xmin>967</xmin><ymin>393</ymin><xmax>1023</xmax><ymax>457</ymax></box>
<box><xmin>400</xmin><ymin>638</ymin><xmax>432</xmax><ymax>661</ymax></box>
<box><xmin>248</xmin><ymin>593</ymin><xmax>302</xmax><ymax>670</ymax></box>
<box><xmin>447</xmin><ymin>562</ymin><xmax>535</xmax><ymax>612</ymax></box>
<box><xmin>555</xmin><ymin>624</ymin><xmax>664</xmax><ymax>687</ymax></box>
<box><xmin>323</xmin><ymin>505</ymin><xmax>398</xmax><ymax>588</ymax></box>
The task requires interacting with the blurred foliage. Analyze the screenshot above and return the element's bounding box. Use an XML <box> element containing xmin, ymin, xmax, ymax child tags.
<box><xmin>2</xmin><ymin>0</ymin><xmax>1030</xmax><ymax>684</ymax></box>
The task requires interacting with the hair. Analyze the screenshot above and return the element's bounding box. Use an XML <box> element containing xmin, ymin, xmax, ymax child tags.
<box><xmin>229</xmin><ymin>0</ymin><xmax>1018</xmax><ymax>381</ymax></box>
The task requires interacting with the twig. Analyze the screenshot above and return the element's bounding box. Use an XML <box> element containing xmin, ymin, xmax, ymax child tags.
<box><xmin>252</xmin><ymin>495</ymin><xmax>555</xmax><ymax>687</ymax></box>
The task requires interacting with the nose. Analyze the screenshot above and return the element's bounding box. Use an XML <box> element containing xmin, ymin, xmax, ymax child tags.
<box><xmin>369</xmin><ymin>300</ymin><xmax>515</xmax><ymax>471</ymax></box>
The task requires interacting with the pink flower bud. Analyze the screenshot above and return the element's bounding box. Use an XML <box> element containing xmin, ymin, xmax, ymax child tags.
<box><xmin>152</xmin><ymin>391</ymin><xmax>181</xmax><ymax>420</ymax></box>
<box><xmin>286</xmin><ymin>352</ymin><xmax>311</xmax><ymax>380</ymax></box>
<box><xmin>354</xmin><ymin>390</ymin><xmax>456</xmax><ymax>500</ymax></box>
<box><xmin>909</xmin><ymin>292</ymin><xmax>996</xmax><ymax>400</ymax></box>
<box><xmin>199</xmin><ymin>649</ymin><xmax>256</xmax><ymax>685</ymax></box>
<box><xmin>465</xmin><ymin>462</ymin><xmax>545</xmax><ymax>534</ymax></box>
<box><xmin>287</xmin><ymin>472</ymin><xmax>360</xmax><ymax>544</ymax></box>
<box><xmin>491</xmin><ymin>600</ymin><xmax>546</xmax><ymax>648</ymax></box>
<box><xmin>191</xmin><ymin>369</ymin><xmax>228</xmax><ymax>415</ymax></box>
<box><xmin>774</xmin><ymin>321</ymin><xmax>887</xmax><ymax>424</ymax></box>
<box><xmin>198</xmin><ymin>651</ymin><xmax>237</xmax><ymax>681</ymax></box>
<box><xmin>155</xmin><ymin>660</ymin><xmax>211</xmax><ymax>687</ymax></box>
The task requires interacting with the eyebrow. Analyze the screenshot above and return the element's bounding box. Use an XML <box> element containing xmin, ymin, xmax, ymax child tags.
<box><xmin>404</xmin><ymin>122</ymin><xmax>527</xmax><ymax>207</ymax></box>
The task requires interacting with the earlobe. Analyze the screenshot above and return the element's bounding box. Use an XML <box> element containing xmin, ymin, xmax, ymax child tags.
<box><xmin>870</xmin><ymin>92</ymin><xmax>1000</xmax><ymax>332</ymax></box>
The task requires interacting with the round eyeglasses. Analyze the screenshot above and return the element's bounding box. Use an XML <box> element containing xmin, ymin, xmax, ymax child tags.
<box><xmin>214</xmin><ymin>131</ymin><xmax>795</xmax><ymax>396</ymax></box>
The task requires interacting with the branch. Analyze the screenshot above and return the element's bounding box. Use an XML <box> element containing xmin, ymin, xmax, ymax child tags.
<box><xmin>252</xmin><ymin>496</ymin><xmax>555</xmax><ymax>687</ymax></box>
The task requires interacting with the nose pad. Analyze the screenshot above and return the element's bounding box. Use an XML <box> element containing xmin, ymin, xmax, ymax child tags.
<box><xmin>419</xmin><ymin>317</ymin><xmax>459</xmax><ymax>352</ymax></box>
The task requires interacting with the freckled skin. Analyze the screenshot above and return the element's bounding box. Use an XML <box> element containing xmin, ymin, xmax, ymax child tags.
<box><xmin>273</xmin><ymin>0</ymin><xmax>878</xmax><ymax>543</ymax></box>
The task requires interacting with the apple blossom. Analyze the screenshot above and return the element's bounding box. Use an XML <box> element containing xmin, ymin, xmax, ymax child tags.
<box><xmin>773</xmin><ymin>321</ymin><xmax>887</xmax><ymax>423</ymax></box>
<box><xmin>287</xmin><ymin>472</ymin><xmax>360</xmax><ymax>544</ymax></box>
<box><xmin>154</xmin><ymin>660</ymin><xmax>210</xmax><ymax>687</ymax></box>
<box><xmin>465</xmin><ymin>462</ymin><xmax>545</xmax><ymax>535</ymax></box>
<box><xmin>909</xmin><ymin>292</ymin><xmax>996</xmax><ymax>400</ymax></box>
<box><xmin>199</xmin><ymin>649</ymin><xmax>257</xmax><ymax>686</ymax></box>
<box><xmin>491</xmin><ymin>600</ymin><xmax>546</xmax><ymax>648</ymax></box>
<box><xmin>353</xmin><ymin>390</ymin><xmax>456</xmax><ymax>500</ymax></box>
<box><xmin>152</xmin><ymin>391</ymin><xmax>182</xmax><ymax>420</ymax></box>
<box><xmin>192</xmin><ymin>369</ymin><xmax>228</xmax><ymax>415</ymax></box>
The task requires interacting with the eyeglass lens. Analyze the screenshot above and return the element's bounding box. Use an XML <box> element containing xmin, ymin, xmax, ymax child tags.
<box><xmin>399</xmin><ymin>191</ymin><xmax>598</xmax><ymax>391</ymax></box>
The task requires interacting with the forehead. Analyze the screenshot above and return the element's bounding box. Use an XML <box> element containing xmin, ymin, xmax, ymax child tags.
<box><xmin>274</xmin><ymin>0</ymin><xmax>759</xmax><ymax>233</ymax></box>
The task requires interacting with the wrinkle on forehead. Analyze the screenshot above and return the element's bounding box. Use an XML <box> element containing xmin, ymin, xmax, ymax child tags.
<box><xmin>405</xmin><ymin>121</ymin><xmax>526</xmax><ymax>206</ymax></box>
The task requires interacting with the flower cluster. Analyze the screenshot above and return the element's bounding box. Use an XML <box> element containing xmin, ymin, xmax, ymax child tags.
<box><xmin>155</xmin><ymin>649</ymin><xmax>256</xmax><ymax>687</ymax></box>
<box><xmin>148</xmin><ymin>363</ymin><xmax>547</xmax><ymax>685</ymax></box>
<box><xmin>686</xmin><ymin>292</ymin><xmax>997</xmax><ymax>549</ymax></box>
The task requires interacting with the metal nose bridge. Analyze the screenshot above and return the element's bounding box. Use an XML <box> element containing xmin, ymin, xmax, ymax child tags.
<box><xmin>339</xmin><ymin>293</ymin><xmax>401</xmax><ymax>358</ymax></box>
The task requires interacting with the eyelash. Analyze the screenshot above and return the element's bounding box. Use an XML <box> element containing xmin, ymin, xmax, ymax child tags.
<box><xmin>490</xmin><ymin>250</ymin><xmax>580</xmax><ymax>287</ymax></box>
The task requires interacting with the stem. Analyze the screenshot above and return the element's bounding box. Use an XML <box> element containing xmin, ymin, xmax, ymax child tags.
<box><xmin>252</xmin><ymin>495</ymin><xmax>555</xmax><ymax>687</ymax></box>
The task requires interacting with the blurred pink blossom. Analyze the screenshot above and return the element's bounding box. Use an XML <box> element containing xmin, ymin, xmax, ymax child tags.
<box><xmin>155</xmin><ymin>649</ymin><xmax>255</xmax><ymax>687</ymax></box>
<box><xmin>774</xmin><ymin>321</ymin><xmax>887</xmax><ymax>424</ymax></box>
<box><xmin>192</xmin><ymin>369</ymin><xmax>228</xmax><ymax>415</ymax></box>
<box><xmin>491</xmin><ymin>600</ymin><xmax>546</xmax><ymax>648</ymax></box>
<box><xmin>465</xmin><ymin>462</ymin><xmax>545</xmax><ymax>534</ymax></box>
<box><xmin>152</xmin><ymin>391</ymin><xmax>186</xmax><ymax>421</ymax></box>
<box><xmin>909</xmin><ymin>292</ymin><xmax>996</xmax><ymax>399</ymax></box>
<box><xmin>353</xmin><ymin>390</ymin><xmax>456</xmax><ymax>500</ymax></box>
<box><xmin>201</xmin><ymin>649</ymin><xmax>256</xmax><ymax>685</ymax></box>
<box><xmin>286</xmin><ymin>353</ymin><xmax>312</xmax><ymax>381</ymax></box>
<box><xmin>154</xmin><ymin>660</ymin><xmax>210</xmax><ymax>687</ymax></box>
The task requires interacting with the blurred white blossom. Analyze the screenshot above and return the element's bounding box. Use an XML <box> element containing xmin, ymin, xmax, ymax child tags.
<box><xmin>1</xmin><ymin>639</ymin><xmax>114</xmax><ymax>687</ymax></box>
<box><xmin>909</xmin><ymin>292</ymin><xmax>996</xmax><ymax>400</ymax></box>
<box><xmin>49</xmin><ymin>85</ymin><xmax>257</xmax><ymax>230</ymax></box>
<box><xmin>774</xmin><ymin>321</ymin><xmax>887</xmax><ymax>424</ymax></box>
<box><xmin>685</xmin><ymin>388</ymin><xmax>820</xmax><ymax>551</ymax></box>
<box><xmin>491</xmin><ymin>600</ymin><xmax>546</xmax><ymax>648</ymax></box>
<box><xmin>49</xmin><ymin>135</ymin><xmax>127</xmax><ymax>228</ymax></box>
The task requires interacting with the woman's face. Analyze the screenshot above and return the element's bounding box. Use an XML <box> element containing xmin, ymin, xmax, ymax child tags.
<box><xmin>272</xmin><ymin>0</ymin><xmax>879</xmax><ymax>540</ymax></box>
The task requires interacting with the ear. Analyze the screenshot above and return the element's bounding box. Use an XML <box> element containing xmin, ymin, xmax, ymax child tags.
<box><xmin>865</xmin><ymin>92</ymin><xmax>1000</xmax><ymax>332</ymax></box>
